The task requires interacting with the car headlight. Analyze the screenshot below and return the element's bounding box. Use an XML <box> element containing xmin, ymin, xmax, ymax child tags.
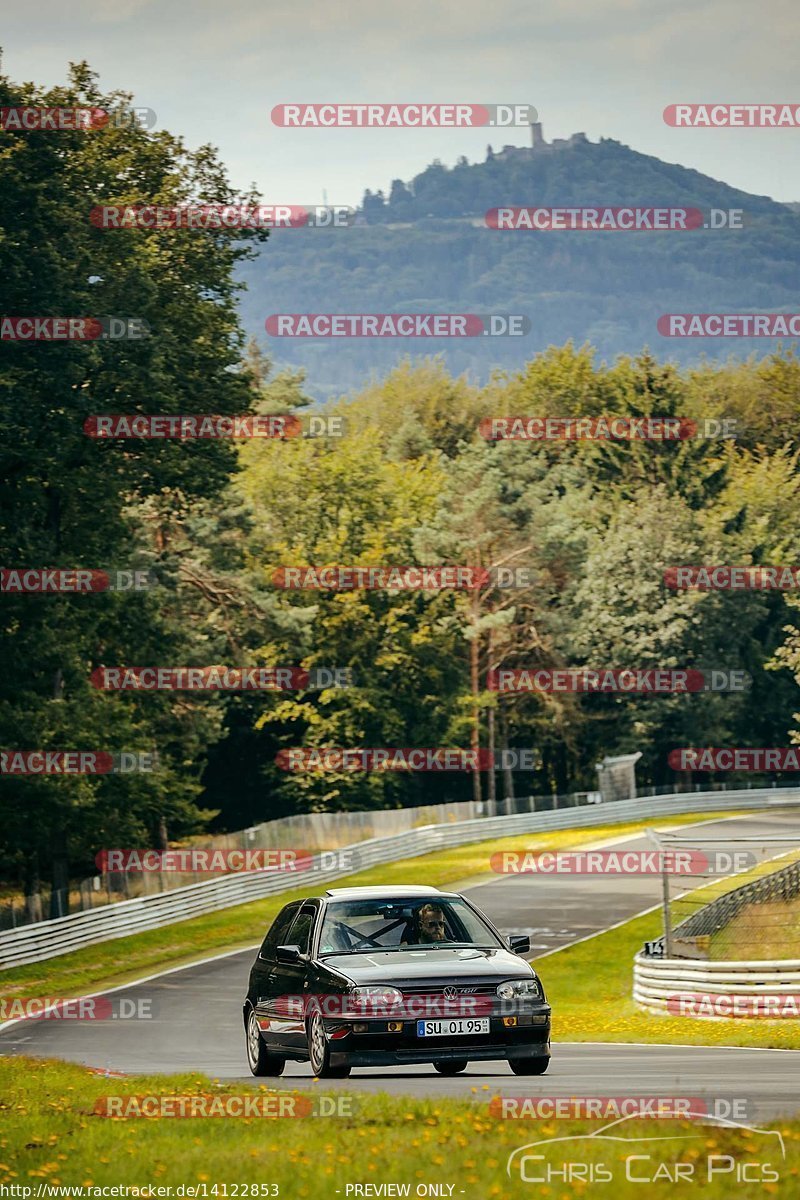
<box><xmin>497</xmin><ymin>978</ymin><xmax>540</xmax><ymax>1000</ymax></box>
<box><xmin>349</xmin><ymin>985</ymin><xmax>404</xmax><ymax>1013</ymax></box>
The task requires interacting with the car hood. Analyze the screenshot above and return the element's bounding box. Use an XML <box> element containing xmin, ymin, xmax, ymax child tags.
<box><xmin>320</xmin><ymin>946</ymin><xmax>535</xmax><ymax>983</ymax></box>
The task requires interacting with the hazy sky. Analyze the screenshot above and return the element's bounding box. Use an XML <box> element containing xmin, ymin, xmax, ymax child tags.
<box><xmin>3</xmin><ymin>0</ymin><xmax>800</xmax><ymax>205</ymax></box>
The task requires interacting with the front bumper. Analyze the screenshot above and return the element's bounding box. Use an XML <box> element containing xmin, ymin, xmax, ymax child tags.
<box><xmin>322</xmin><ymin>1007</ymin><xmax>551</xmax><ymax>1067</ymax></box>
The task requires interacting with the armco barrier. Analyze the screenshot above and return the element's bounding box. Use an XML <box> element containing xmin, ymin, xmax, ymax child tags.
<box><xmin>1</xmin><ymin>787</ymin><xmax>797</xmax><ymax>969</ymax></box>
<box><xmin>634</xmin><ymin>954</ymin><xmax>800</xmax><ymax>1015</ymax></box>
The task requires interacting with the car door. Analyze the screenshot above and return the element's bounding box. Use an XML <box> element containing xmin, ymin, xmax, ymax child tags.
<box><xmin>270</xmin><ymin>901</ymin><xmax>320</xmax><ymax>1050</ymax></box>
<box><xmin>252</xmin><ymin>901</ymin><xmax>301</xmax><ymax>1040</ymax></box>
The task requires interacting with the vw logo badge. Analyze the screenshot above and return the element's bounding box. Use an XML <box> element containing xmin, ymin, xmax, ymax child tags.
<box><xmin>443</xmin><ymin>986</ymin><xmax>458</xmax><ymax>1000</ymax></box>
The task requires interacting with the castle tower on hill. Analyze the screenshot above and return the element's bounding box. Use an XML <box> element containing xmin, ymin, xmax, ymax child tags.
<box><xmin>488</xmin><ymin>125</ymin><xmax>589</xmax><ymax>163</ymax></box>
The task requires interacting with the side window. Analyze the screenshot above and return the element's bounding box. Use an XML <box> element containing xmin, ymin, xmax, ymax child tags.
<box><xmin>259</xmin><ymin>903</ymin><xmax>300</xmax><ymax>959</ymax></box>
<box><xmin>286</xmin><ymin>905</ymin><xmax>317</xmax><ymax>955</ymax></box>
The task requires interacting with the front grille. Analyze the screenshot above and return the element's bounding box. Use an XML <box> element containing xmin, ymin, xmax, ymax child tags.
<box><xmin>398</xmin><ymin>982</ymin><xmax>498</xmax><ymax>998</ymax></box>
<box><xmin>395</xmin><ymin>981</ymin><xmax>500</xmax><ymax>1017</ymax></box>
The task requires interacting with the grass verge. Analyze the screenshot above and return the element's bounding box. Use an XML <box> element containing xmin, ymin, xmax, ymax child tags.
<box><xmin>1</xmin><ymin>1057</ymin><xmax>799</xmax><ymax>1197</ymax></box>
<box><xmin>0</xmin><ymin>811</ymin><xmax>725</xmax><ymax>1003</ymax></box>
<box><xmin>711</xmin><ymin>895</ymin><xmax>800</xmax><ymax>961</ymax></box>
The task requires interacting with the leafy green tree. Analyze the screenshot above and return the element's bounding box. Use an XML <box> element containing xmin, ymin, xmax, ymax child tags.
<box><xmin>0</xmin><ymin>61</ymin><xmax>268</xmax><ymax>908</ymax></box>
<box><xmin>233</xmin><ymin>412</ymin><xmax>461</xmax><ymax>814</ymax></box>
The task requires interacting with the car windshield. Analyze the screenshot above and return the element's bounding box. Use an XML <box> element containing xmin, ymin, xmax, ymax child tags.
<box><xmin>318</xmin><ymin>896</ymin><xmax>503</xmax><ymax>955</ymax></box>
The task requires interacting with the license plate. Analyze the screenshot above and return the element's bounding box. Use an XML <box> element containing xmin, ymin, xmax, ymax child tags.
<box><xmin>416</xmin><ymin>1018</ymin><xmax>490</xmax><ymax>1037</ymax></box>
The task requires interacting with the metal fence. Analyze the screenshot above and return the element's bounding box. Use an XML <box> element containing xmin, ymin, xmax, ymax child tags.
<box><xmin>2</xmin><ymin>778</ymin><xmax>789</xmax><ymax>931</ymax></box>
<box><xmin>634</xmin><ymin>844</ymin><xmax>800</xmax><ymax>1017</ymax></box>
<box><xmin>644</xmin><ymin>846</ymin><xmax>800</xmax><ymax>961</ymax></box>
<box><xmin>1</xmin><ymin>786</ymin><xmax>797</xmax><ymax>969</ymax></box>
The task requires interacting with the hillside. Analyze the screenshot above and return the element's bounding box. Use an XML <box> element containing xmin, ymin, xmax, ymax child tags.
<box><xmin>239</xmin><ymin>133</ymin><xmax>800</xmax><ymax>398</ymax></box>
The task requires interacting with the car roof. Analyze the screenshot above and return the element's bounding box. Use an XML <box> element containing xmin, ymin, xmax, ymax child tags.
<box><xmin>324</xmin><ymin>886</ymin><xmax>448</xmax><ymax>898</ymax></box>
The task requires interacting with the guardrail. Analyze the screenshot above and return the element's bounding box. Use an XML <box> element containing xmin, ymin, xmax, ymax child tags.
<box><xmin>7</xmin><ymin>779</ymin><xmax>795</xmax><ymax>930</ymax></box>
<box><xmin>2</xmin><ymin>786</ymin><xmax>797</xmax><ymax>969</ymax></box>
<box><xmin>633</xmin><ymin>954</ymin><xmax>800</xmax><ymax>1015</ymax></box>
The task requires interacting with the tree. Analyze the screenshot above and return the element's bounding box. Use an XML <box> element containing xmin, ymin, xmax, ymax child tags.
<box><xmin>0</xmin><ymin>61</ymin><xmax>268</xmax><ymax>908</ymax></box>
<box><xmin>412</xmin><ymin>441</ymin><xmax>591</xmax><ymax>804</ymax></box>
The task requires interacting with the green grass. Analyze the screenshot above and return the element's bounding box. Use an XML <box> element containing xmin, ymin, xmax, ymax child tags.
<box><xmin>1</xmin><ymin>1057</ymin><xmax>799</xmax><ymax>1197</ymax></box>
<box><xmin>0</xmin><ymin>810</ymin><xmax>725</xmax><ymax>1004</ymax></box>
<box><xmin>711</xmin><ymin>895</ymin><xmax>800</xmax><ymax>961</ymax></box>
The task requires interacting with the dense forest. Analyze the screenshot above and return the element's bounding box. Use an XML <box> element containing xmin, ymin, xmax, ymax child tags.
<box><xmin>2</xmin><ymin>65</ymin><xmax>800</xmax><ymax>904</ymax></box>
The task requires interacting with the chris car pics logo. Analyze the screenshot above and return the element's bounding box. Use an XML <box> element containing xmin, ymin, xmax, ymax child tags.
<box><xmin>506</xmin><ymin>1112</ymin><xmax>784</xmax><ymax>1185</ymax></box>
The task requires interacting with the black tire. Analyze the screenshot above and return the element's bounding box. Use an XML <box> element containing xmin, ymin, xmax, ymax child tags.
<box><xmin>306</xmin><ymin>1010</ymin><xmax>352</xmax><ymax>1078</ymax></box>
<box><xmin>433</xmin><ymin>1060</ymin><xmax>468</xmax><ymax>1076</ymax></box>
<box><xmin>509</xmin><ymin>1056</ymin><xmax>550</xmax><ymax>1076</ymax></box>
<box><xmin>245</xmin><ymin>1006</ymin><xmax>285</xmax><ymax>1077</ymax></box>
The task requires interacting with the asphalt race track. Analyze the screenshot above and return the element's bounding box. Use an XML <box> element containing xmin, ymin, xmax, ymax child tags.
<box><xmin>2</xmin><ymin>810</ymin><xmax>799</xmax><ymax>1117</ymax></box>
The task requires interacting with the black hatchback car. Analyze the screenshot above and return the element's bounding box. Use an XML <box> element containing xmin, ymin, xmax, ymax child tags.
<box><xmin>243</xmin><ymin>885</ymin><xmax>551</xmax><ymax>1077</ymax></box>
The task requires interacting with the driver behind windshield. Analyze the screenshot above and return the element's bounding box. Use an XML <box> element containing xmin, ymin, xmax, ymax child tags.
<box><xmin>413</xmin><ymin>902</ymin><xmax>450</xmax><ymax>944</ymax></box>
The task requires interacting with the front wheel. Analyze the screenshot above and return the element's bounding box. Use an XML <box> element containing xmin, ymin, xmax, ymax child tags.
<box><xmin>433</xmin><ymin>1060</ymin><xmax>468</xmax><ymax>1075</ymax></box>
<box><xmin>307</xmin><ymin>1011</ymin><xmax>351</xmax><ymax>1078</ymax></box>
<box><xmin>246</xmin><ymin>1007</ymin><xmax>285</xmax><ymax>1077</ymax></box>
<box><xmin>509</xmin><ymin>1056</ymin><xmax>549</xmax><ymax>1076</ymax></box>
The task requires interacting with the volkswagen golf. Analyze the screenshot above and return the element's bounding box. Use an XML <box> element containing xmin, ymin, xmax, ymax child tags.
<box><xmin>243</xmin><ymin>885</ymin><xmax>551</xmax><ymax>1077</ymax></box>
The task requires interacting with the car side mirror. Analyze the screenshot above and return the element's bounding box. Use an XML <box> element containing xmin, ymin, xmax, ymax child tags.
<box><xmin>276</xmin><ymin>944</ymin><xmax>303</xmax><ymax>964</ymax></box>
<box><xmin>508</xmin><ymin>934</ymin><xmax>530</xmax><ymax>955</ymax></box>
